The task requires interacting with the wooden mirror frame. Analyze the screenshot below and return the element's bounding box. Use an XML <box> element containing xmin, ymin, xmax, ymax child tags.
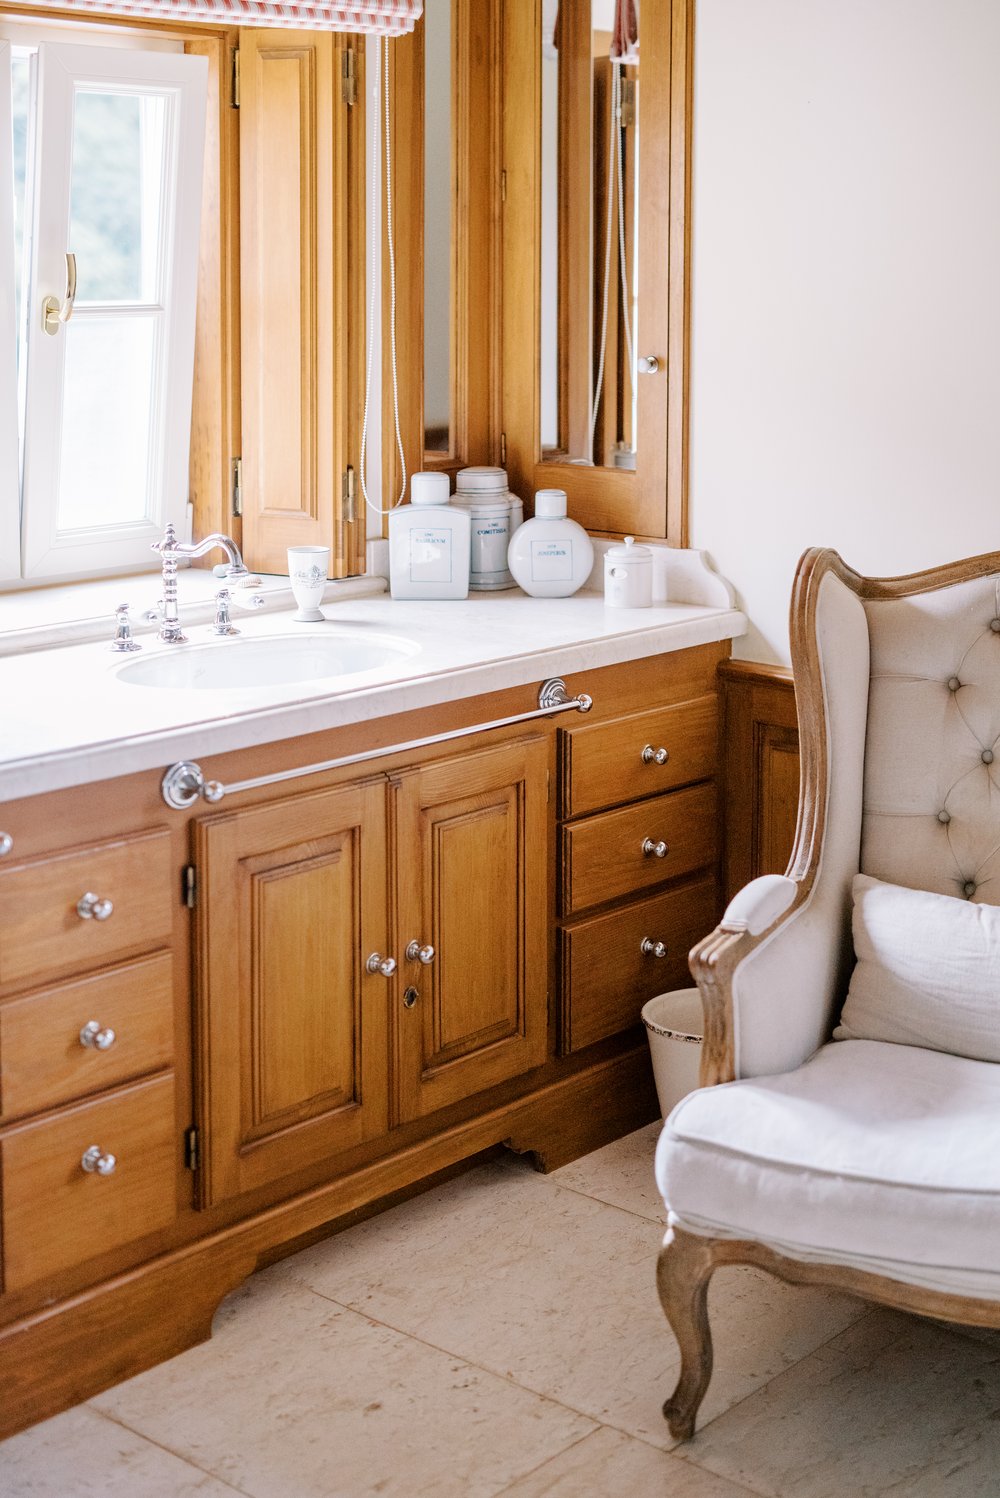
<box><xmin>500</xmin><ymin>0</ymin><xmax>692</xmax><ymax>543</ymax></box>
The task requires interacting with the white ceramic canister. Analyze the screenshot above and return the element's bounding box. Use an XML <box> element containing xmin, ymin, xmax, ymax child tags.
<box><xmin>388</xmin><ymin>472</ymin><xmax>471</xmax><ymax>600</ymax></box>
<box><xmin>507</xmin><ymin>489</ymin><xmax>594</xmax><ymax>599</ymax></box>
<box><xmin>604</xmin><ymin>535</ymin><xmax>653</xmax><ymax>608</ymax></box>
<box><xmin>453</xmin><ymin>466</ymin><xmax>524</xmax><ymax>590</ymax></box>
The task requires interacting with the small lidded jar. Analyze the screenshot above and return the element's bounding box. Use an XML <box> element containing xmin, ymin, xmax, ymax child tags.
<box><xmin>604</xmin><ymin>536</ymin><xmax>653</xmax><ymax>608</ymax></box>
<box><xmin>452</xmin><ymin>467</ymin><xmax>524</xmax><ymax>591</ymax></box>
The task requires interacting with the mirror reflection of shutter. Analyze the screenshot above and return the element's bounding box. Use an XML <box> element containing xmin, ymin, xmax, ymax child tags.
<box><xmin>239</xmin><ymin>29</ymin><xmax>365</xmax><ymax>579</ymax></box>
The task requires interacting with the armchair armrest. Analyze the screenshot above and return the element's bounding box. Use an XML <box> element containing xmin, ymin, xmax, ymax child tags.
<box><xmin>719</xmin><ymin>875</ymin><xmax>798</xmax><ymax>936</ymax></box>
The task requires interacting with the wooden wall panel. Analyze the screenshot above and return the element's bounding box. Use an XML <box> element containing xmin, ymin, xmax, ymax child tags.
<box><xmin>720</xmin><ymin>661</ymin><xmax>800</xmax><ymax>902</ymax></box>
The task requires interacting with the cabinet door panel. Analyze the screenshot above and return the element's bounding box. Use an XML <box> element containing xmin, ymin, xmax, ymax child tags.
<box><xmin>195</xmin><ymin>779</ymin><xmax>389</xmax><ymax>1206</ymax></box>
<box><xmin>397</xmin><ymin>737</ymin><xmax>549</xmax><ymax>1121</ymax></box>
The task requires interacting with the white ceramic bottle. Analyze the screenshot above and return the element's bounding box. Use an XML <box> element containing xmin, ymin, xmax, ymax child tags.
<box><xmin>507</xmin><ymin>489</ymin><xmax>594</xmax><ymax>599</ymax></box>
<box><xmin>388</xmin><ymin>472</ymin><xmax>471</xmax><ymax>600</ymax></box>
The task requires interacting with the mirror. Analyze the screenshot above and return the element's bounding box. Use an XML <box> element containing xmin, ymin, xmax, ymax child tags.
<box><xmin>423</xmin><ymin>0</ymin><xmax>452</xmax><ymax>456</ymax></box>
<box><xmin>540</xmin><ymin>0</ymin><xmax>640</xmax><ymax>472</ymax></box>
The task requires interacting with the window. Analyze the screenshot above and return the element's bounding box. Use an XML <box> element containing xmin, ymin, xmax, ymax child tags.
<box><xmin>0</xmin><ymin>27</ymin><xmax>207</xmax><ymax>583</ymax></box>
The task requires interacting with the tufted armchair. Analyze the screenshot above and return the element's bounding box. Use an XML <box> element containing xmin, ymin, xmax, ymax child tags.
<box><xmin>655</xmin><ymin>547</ymin><xmax>1000</xmax><ymax>1440</ymax></box>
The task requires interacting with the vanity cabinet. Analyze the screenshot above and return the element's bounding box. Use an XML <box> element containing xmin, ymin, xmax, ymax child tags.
<box><xmin>0</xmin><ymin>641</ymin><xmax>727</xmax><ymax>1440</ymax></box>
<box><xmin>193</xmin><ymin>734</ymin><xmax>548</xmax><ymax>1206</ymax></box>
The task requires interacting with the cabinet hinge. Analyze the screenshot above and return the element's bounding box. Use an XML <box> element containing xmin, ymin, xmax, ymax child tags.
<box><xmin>500</xmin><ymin>431</ymin><xmax>507</xmax><ymax>466</ymax></box>
<box><xmin>184</xmin><ymin>1126</ymin><xmax>200</xmax><ymax>1172</ymax></box>
<box><xmin>501</xmin><ymin>168</ymin><xmax>507</xmax><ymax>203</ymax></box>
<box><xmin>341</xmin><ymin>46</ymin><xmax>357</xmax><ymax>106</ymax></box>
<box><xmin>231</xmin><ymin>457</ymin><xmax>243</xmax><ymax>518</ymax></box>
<box><xmin>231</xmin><ymin>47</ymin><xmax>240</xmax><ymax>109</ymax></box>
<box><xmin>183</xmin><ymin>864</ymin><xmax>198</xmax><ymax>909</ymax></box>
<box><xmin>342</xmin><ymin>464</ymin><xmax>356</xmax><ymax>523</ymax></box>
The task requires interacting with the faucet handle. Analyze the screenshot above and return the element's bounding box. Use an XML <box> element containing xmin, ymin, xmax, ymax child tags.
<box><xmin>209</xmin><ymin>588</ymin><xmax>240</xmax><ymax>637</ymax></box>
<box><xmin>142</xmin><ymin>600</ymin><xmax>165</xmax><ymax>625</ymax></box>
<box><xmin>110</xmin><ymin>603</ymin><xmax>141</xmax><ymax>654</ymax></box>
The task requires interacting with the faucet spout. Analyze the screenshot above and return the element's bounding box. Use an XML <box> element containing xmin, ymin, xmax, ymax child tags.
<box><xmin>150</xmin><ymin>523</ymin><xmax>249</xmax><ymax>644</ymax></box>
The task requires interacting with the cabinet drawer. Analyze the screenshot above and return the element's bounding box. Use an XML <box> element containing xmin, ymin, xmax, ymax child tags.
<box><xmin>559</xmin><ymin>877</ymin><xmax>718</xmax><ymax>1053</ymax></box>
<box><xmin>0</xmin><ymin>954</ymin><xmax>174</xmax><ymax>1122</ymax></box>
<box><xmin>1</xmin><ymin>1073</ymin><xmax>177</xmax><ymax>1293</ymax></box>
<box><xmin>560</xmin><ymin>695</ymin><xmax>717</xmax><ymax>817</ymax></box>
<box><xmin>0</xmin><ymin>830</ymin><xmax>173</xmax><ymax>989</ymax></box>
<box><xmin>561</xmin><ymin>781</ymin><xmax>717</xmax><ymax>916</ymax></box>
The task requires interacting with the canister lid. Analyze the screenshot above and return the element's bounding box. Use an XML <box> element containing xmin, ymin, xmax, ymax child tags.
<box><xmin>534</xmin><ymin>488</ymin><xmax>568</xmax><ymax>518</ymax></box>
<box><xmin>456</xmin><ymin>466</ymin><xmax>508</xmax><ymax>494</ymax></box>
<box><xmin>605</xmin><ymin>535</ymin><xmax>652</xmax><ymax>564</ymax></box>
<box><xmin>410</xmin><ymin>472</ymin><xmax>451</xmax><ymax>507</ymax></box>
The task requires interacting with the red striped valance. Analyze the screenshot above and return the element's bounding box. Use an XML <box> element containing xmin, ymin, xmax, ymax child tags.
<box><xmin>0</xmin><ymin>0</ymin><xmax>422</xmax><ymax>32</ymax></box>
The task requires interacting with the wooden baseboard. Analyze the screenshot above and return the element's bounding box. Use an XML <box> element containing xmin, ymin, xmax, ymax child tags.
<box><xmin>719</xmin><ymin>661</ymin><xmax>799</xmax><ymax>901</ymax></box>
<box><xmin>0</xmin><ymin>1045</ymin><xmax>658</xmax><ymax>1441</ymax></box>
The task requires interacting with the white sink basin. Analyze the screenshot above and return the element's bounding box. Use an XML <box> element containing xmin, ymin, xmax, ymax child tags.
<box><xmin>115</xmin><ymin>631</ymin><xmax>419</xmax><ymax>691</ymax></box>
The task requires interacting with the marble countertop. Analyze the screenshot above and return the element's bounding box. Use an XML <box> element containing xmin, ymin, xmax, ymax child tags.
<box><xmin>2</xmin><ymin>563</ymin><xmax>746</xmax><ymax>803</ymax></box>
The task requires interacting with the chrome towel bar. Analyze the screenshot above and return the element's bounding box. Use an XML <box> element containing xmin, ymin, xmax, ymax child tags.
<box><xmin>160</xmin><ymin>677</ymin><xmax>593</xmax><ymax>810</ymax></box>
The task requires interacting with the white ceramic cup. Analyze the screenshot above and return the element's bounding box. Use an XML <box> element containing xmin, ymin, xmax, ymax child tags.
<box><xmin>287</xmin><ymin>545</ymin><xmax>330</xmax><ymax>622</ymax></box>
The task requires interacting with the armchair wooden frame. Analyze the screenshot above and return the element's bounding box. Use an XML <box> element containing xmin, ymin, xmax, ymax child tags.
<box><xmin>659</xmin><ymin>545</ymin><xmax>1000</xmax><ymax>1441</ymax></box>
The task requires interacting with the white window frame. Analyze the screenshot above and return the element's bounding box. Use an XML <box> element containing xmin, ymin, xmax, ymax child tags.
<box><xmin>1</xmin><ymin>30</ymin><xmax>206</xmax><ymax>584</ymax></box>
<box><xmin>0</xmin><ymin>43</ymin><xmax>20</xmax><ymax>581</ymax></box>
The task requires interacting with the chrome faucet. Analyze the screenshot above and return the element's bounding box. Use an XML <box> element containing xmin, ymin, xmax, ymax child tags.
<box><xmin>149</xmin><ymin>523</ymin><xmax>249</xmax><ymax>644</ymax></box>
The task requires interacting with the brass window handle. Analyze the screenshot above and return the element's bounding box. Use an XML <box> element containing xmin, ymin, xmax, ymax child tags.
<box><xmin>42</xmin><ymin>252</ymin><xmax>77</xmax><ymax>336</ymax></box>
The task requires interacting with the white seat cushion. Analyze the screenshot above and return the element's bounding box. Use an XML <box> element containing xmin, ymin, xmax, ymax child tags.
<box><xmin>656</xmin><ymin>1039</ymin><xmax>1000</xmax><ymax>1298</ymax></box>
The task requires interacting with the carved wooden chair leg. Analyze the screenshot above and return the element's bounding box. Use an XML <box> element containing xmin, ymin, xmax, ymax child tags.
<box><xmin>657</xmin><ymin>1226</ymin><xmax>717</xmax><ymax>1440</ymax></box>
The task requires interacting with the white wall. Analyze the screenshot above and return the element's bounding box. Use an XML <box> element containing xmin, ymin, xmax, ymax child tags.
<box><xmin>689</xmin><ymin>0</ymin><xmax>1000</xmax><ymax>663</ymax></box>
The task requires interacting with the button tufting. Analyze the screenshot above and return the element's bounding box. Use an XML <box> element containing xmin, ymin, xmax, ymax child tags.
<box><xmin>983</xmin><ymin>749</ymin><xmax>995</xmax><ymax>765</ymax></box>
<box><xmin>991</xmin><ymin>618</ymin><xmax>1000</xmax><ymax>633</ymax></box>
<box><xmin>947</xmin><ymin>676</ymin><xmax>961</xmax><ymax>691</ymax></box>
<box><xmin>965</xmin><ymin>881</ymin><xmax>978</xmax><ymax>898</ymax></box>
<box><xmin>937</xmin><ymin>810</ymin><xmax>951</xmax><ymax>824</ymax></box>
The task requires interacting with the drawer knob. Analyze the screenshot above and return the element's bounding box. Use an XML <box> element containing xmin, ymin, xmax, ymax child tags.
<box><xmin>403</xmin><ymin>985</ymin><xmax>420</xmax><ymax>1009</ymax></box>
<box><xmin>366</xmin><ymin>951</ymin><xmax>397</xmax><ymax>978</ymax></box>
<box><xmin>641</xmin><ymin>745</ymin><xmax>669</xmax><ymax>766</ymax></box>
<box><xmin>79</xmin><ymin>1020</ymin><xmax>117</xmax><ymax>1051</ymax></box>
<box><xmin>640</xmin><ymin>938</ymin><xmax>668</xmax><ymax>958</ymax></box>
<box><xmin>405</xmin><ymin>939</ymin><xmax>436</xmax><ymax>965</ymax></box>
<box><xmin>77</xmin><ymin>892</ymin><xmax>114</xmax><ymax>922</ymax></box>
<box><xmin>0</xmin><ymin>831</ymin><xmax>12</xmax><ymax>857</ymax></box>
<box><xmin>641</xmin><ymin>838</ymin><xmax>669</xmax><ymax>859</ymax></box>
<box><xmin>81</xmin><ymin>1145</ymin><xmax>117</xmax><ymax>1176</ymax></box>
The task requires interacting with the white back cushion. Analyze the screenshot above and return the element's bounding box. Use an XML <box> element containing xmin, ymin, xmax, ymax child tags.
<box><xmin>863</xmin><ymin>576</ymin><xmax>1000</xmax><ymax>905</ymax></box>
<box><xmin>836</xmin><ymin>873</ymin><xmax>1000</xmax><ymax>1062</ymax></box>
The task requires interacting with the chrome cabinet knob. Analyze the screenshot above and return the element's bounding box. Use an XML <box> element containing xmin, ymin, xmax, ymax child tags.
<box><xmin>641</xmin><ymin>838</ymin><xmax>669</xmax><ymax>859</ymax></box>
<box><xmin>403</xmin><ymin>986</ymin><xmax>420</xmax><ymax>1009</ymax></box>
<box><xmin>641</xmin><ymin>745</ymin><xmax>669</xmax><ymax>766</ymax></box>
<box><xmin>637</xmin><ymin>354</ymin><xmax>660</xmax><ymax>375</ymax></box>
<box><xmin>640</xmin><ymin>938</ymin><xmax>668</xmax><ymax>958</ymax></box>
<box><xmin>366</xmin><ymin>952</ymin><xmax>397</xmax><ymax>977</ymax></box>
<box><xmin>79</xmin><ymin>1020</ymin><xmax>116</xmax><ymax>1051</ymax></box>
<box><xmin>81</xmin><ymin>1145</ymin><xmax>117</xmax><ymax>1176</ymax></box>
<box><xmin>405</xmin><ymin>940</ymin><xmax>436</xmax><ymax>965</ymax></box>
<box><xmin>77</xmin><ymin>892</ymin><xmax>114</xmax><ymax>921</ymax></box>
<box><xmin>0</xmin><ymin>832</ymin><xmax>12</xmax><ymax>857</ymax></box>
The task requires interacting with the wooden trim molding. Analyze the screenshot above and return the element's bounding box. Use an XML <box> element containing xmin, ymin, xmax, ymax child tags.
<box><xmin>718</xmin><ymin>659</ymin><xmax>798</xmax><ymax>903</ymax></box>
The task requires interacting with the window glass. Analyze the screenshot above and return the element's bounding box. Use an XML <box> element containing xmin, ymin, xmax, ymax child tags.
<box><xmin>56</xmin><ymin>316</ymin><xmax>155</xmax><ymax>530</ymax></box>
<box><xmin>69</xmin><ymin>88</ymin><xmax>164</xmax><ymax>304</ymax></box>
<box><xmin>11</xmin><ymin>52</ymin><xmax>29</xmax><ymax>375</ymax></box>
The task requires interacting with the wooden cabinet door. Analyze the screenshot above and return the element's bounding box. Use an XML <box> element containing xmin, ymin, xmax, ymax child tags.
<box><xmin>395</xmin><ymin>737</ymin><xmax>549</xmax><ymax>1122</ymax></box>
<box><xmin>194</xmin><ymin>778</ymin><xmax>389</xmax><ymax>1206</ymax></box>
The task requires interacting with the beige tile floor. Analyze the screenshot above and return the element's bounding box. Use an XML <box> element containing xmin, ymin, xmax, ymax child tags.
<box><xmin>4</xmin><ymin>1122</ymin><xmax>1000</xmax><ymax>1497</ymax></box>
